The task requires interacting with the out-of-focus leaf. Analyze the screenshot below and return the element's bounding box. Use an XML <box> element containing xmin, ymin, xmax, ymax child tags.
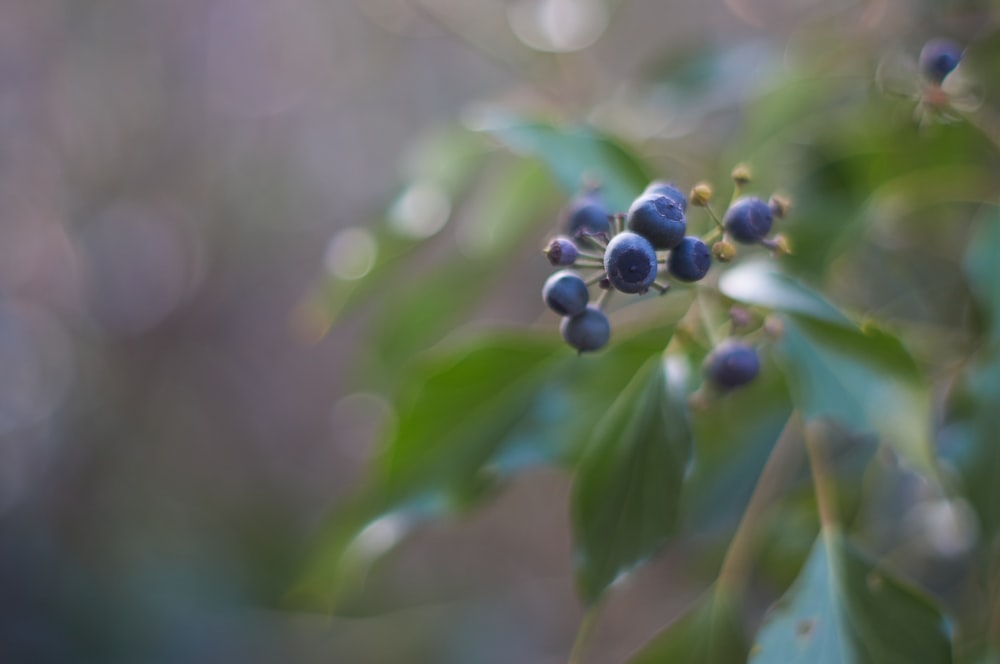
<box><xmin>777</xmin><ymin>317</ymin><xmax>935</xmax><ymax>474</ymax></box>
<box><xmin>292</xmin><ymin>323</ymin><xmax>674</xmax><ymax>610</ymax></box>
<box><xmin>484</xmin><ymin>118</ymin><xmax>653</xmax><ymax>210</ymax></box>
<box><xmin>720</xmin><ymin>262</ymin><xmax>934</xmax><ymax>474</ymax></box>
<box><xmin>718</xmin><ymin>261</ymin><xmax>852</xmax><ymax>327</ymax></box>
<box><xmin>941</xmin><ymin>346</ymin><xmax>1000</xmax><ymax>545</ymax></box>
<box><xmin>571</xmin><ymin>351</ymin><xmax>690</xmax><ymax>603</ymax></box>
<box><xmin>629</xmin><ymin>588</ymin><xmax>748</xmax><ymax>664</ymax></box>
<box><xmin>683</xmin><ymin>350</ymin><xmax>794</xmax><ymax>530</ymax></box>
<box><xmin>964</xmin><ymin>207</ymin><xmax>1000</xmax><ymax>340</ymax></box>
<box><xmin>751</xmin><ymin>528</ymin><xmax>953</xmax><ymax>664</ymax></box>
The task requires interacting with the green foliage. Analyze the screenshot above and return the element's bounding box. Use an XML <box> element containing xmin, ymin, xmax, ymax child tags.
<box><xmin>300</xmin><ymin>19</ymin><xmax>1000</xmax><ymax>663</ymax></box>
<box><xmin>571</xmin><ymin>354</ymin><xmax>691</xmax><ymax>603</ymax></box>
<box><xmin>752</xmin><ymin>528</ymin><xmax>953</xmax><ymax>664</ymax></box>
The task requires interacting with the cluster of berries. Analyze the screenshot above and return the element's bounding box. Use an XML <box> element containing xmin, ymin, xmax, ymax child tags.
<box><xmin>540</xmin><ymin>166</ymin><xmax>788</xmax><ymax>390</ymax></box>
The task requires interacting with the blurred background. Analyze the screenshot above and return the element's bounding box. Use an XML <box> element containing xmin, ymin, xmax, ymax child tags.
<box><xmin>0</xmin><ymin>0</ymin><xmax>994</xmax><ymax>662</ymax></box>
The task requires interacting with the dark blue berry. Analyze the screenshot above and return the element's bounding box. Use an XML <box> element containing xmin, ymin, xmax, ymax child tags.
<box><xmin>543</xmin><ymin>270</ymin><xmax>589</xmax><ymax>316</ymax></box>
<box><xmin>644</xmin><ymin>181</ymin><xmax>688</xmax><ymax>212</ymax></box>
<box><xmin>667</xmin><ymin>237</ymin><xmax>711</xmax><ymax>282</ymax></box>
<box><xmin>626</xmin><ymin>193</ymin><xmax>686</xmax><ymax>250</ymax></box>
<box><xmin>604</xmin><ymin>231</ymin><xmax>658</xmax><ymax>294</ymax></box>
<box><xmin>919</xmin><ymin>38</ymin><xmax>963</xmax><ymax>84</ymax></box>
<box><xmin>561</xmin><ymin>305</ymin><xmax>610</xmax><ymax>352</ymax></box>
<box><xmin>723</xmin><ymin>196</ymin><xmax>773</xmax><ymax>244</ymax></box>
<box><xmin>564</xmin><ymin>194</ymin><xmax>612</xmax><ymax>237</ymax></box>
<box><xmin>545</xmin><ymin>236</ymin><xmax>580</xmax><ymax>266</ymax></box>
<box><xmin>704</xmin><ymin>340</ymin><xmax>759</xmax><ymax>391</ymax></box>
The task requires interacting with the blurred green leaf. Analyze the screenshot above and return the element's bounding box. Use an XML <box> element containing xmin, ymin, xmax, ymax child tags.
<box><xmin>718</xmin><ymin>260</ymin><xmax>852</xmax><ymax>327</ymax></box>
<box><xmin>751</xmin><ymin>528</ymin><xmax>953</xmax><ymax>664</ymax></box>
<box><xmin>719</xmin><ymin>261</ymin><xmax>934</xmax><ymax>474</ymax></box>
<box><xmin>293</xmin><ymin>322</ymin><xmax>675</xmax><ymax>610</ymax></box>
<box><xmin>683</xmin><ymin>351</ymin><xmax>794</xmax><ymax>530</ymax></box>
<box><xmin>484</xmin><ymin>118</ymin><xmax>653</xmax><ymax>210</ymax></box>
<box><xmin>777</xmin><ymin>317</ymin><xmax>935</xmax><ymax>474</ymax></box>
<box><xmin>629</xmin><ymin>588</ymin><xmax>748</xmax><ymax>664</ymax></box>
<box><xmin>941</xmin><ymin>346</ymin><xmax>1000</xmax><ymax>545</ymax></box>
<box><xmin>964</xmin><ymin>206</ymin><xmax>1000</xmax><ymax>341</ymax></box>
<box><xmin>571</xmin><ymin>351</ymin><xmax>690</xmax><ymax>603</ymax></box>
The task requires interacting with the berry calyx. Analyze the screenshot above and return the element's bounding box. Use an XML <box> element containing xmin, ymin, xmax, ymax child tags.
<box><xmin>731</xmin><ymin>164</ymin><xmax>752</xmax><ymax>185</ymax></box>
<box><xmin>626</xmin><ymin>193</ymin><xmax>687</xmax><ymax>250</ymax></box>
<box><xmin>604</xmin><ymin>231</ymin><xmax>658</xmax><ymax>294</ymax></box>
<box><xmin>919</xmin><ymin>38</ymin><xmax>963</xmax><ymax>84</ymax></box>
<box><xmin>544</xmin><ymin>236</ymin><xmax>580</xmax><ymax>266</ymax></box>
<box><xmin>704</xmin><ymin>339</ymin><xmax>760</xmax><ymax>391</ymax></box>
<box><xmin>643</xmin><ymin>181</ymin><xmax>688</xmax><ymax>212</ymax></box>
<box><xmin>690</xmin><ymin>182</ymin><xmax>713</xmax><ymax>206</ymax></box>
<box><xmin>667</xmin><ymin>237</ymin><xmax>712</xmax><ymax>282</ymax></box>
<box><xmin>542</xmin><ymin>270</ymin><xmax>589</xmax><ymax>316</ymax></box>
<box><xmin>723</xmin><ymin>196</ymin><xmax>773</xmax><ymax>244</ymax></box>
<box><xmin>563</xmin><ymin>193</ymin><xmax>612</xmax><ymax>237</ymax></box>
<box><xmin>712</xmin><ymin>240</ymin><xmax>736</xmax><ymax>262</ymax></box>
<box><xmin>561</xmin><ymin>305</ymin><xmax>611</xmax><ymax>352</ymax></box>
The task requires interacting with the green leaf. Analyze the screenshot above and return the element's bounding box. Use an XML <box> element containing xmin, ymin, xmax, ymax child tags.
<box><xmin>629</xmin><ymin>588</ymin><xmax>748</xmax><ymax>664</ymax></box>
<box><xmin>683</xmin><ymin>352</ymin><xmax>794</xmax><ymax>530</ymax></box>
<box><xmin>751</xmin><ymin>528</ymin><xmax>953</xmax><ymax>664</ymax></box>
<box><xmin>719</xmin><ymin>261</ymin><xmax>934</xmax><ymax>474</ymax></box>
<box><xmin>941</xmin><ymin>345</ymin><xmax>1000</xmax><ymax>544</ymax></box>
<box><xmin>571</xmin><ymin>351</ymin><xmax>691</xmax><ymax>603</ymax></box>
<box><xmin>718</xmin><ymin>260</ymin><xmax>853</xmax><ymax>327</ymax></box>
<box><xmin>964</xmin><ymin>206</ymin><xmax>1000</xmax><ymax>340</ymax></box>
<box><xmin>776</xmin><ymin>316</ymin><xmax>936</xmax><ymax>474</ymax></box>
<box><xmin>483</xmin><ymin>117</ymin><xmax>653</xmax><ymax>210</ymax></box>
<box><xmin>381</xmin><ymin>321</ymin><xmax>675</xmax><ymax>508</ymax></box>
<box><xmin>292</xmin><ymin>324</ymin><xmax>674</xmax><ymax>610</ymax></box>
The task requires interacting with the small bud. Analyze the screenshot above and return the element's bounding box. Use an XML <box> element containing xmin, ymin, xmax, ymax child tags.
<box><xmin>544</xmin><ymin>236</ymin><xmax>580</xmax><ymax>266</ymax></box>
<box><xmin>731</xmin><ymin>163</ymin><xmax>752</xmax><ymax>185</ymax></box>
<box><xmin>769</xmin><ymin>194</ymin><xmax>791</xmax><ymax>219</ymax></box>
<box><xmin>730</xmin><ymin>306</ymin><xmax>752</xmax><ymax>329</ymax></box>
<box><xmin>712</xmin><ymin>240</ymin><xmax>737</xmax><ymax>262</ymax></box>
<box><xmin>764</xmin><ymin>315</ymin><xmax>784</xmax><ymax>340</ymax></box>
<box><xmin>690</xmin><ymin>182</ymin><xmax>713</xmax><ymax>206</ymax></box>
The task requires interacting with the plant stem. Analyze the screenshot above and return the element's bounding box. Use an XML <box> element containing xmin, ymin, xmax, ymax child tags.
<box><xmin>568</xmin><ymin>602</ymin><xmax>604</xmax><ymax>664</ymax></box>
<box><xmin>717</xmin><ymin>413</ymin><xmax>804</xmax><ymax>593</ymax></box>
<box><xmin>805</xmin><ymin>421</ymin><xmax>839</xmax><ymax>529</ymax></box>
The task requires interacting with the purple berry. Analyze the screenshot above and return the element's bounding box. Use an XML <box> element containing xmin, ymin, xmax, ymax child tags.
<box><xmin>704</xmin><ymin>340</ymin><xmax>760</xmax><ymax>391</ymax></box>
<box><xmin>919</xmin><ymin>38</ymin><xmax>963</xmax><ymax>84</ymax></box>
<box><xmin>626</xmin><ymin>193</ymin><xmax>687</xmax><ymax>250</ymax></box>
<box><xmin>643</xmin><ymin>181</ymin><xmax>688</xmax><ymax>212</ymax></box>
<box><xmin>667</xmin><ymin>237</ymin><xmax>711</xmax><ymax>282</ymax></box>
<box><xmin>563</xmin><ymin>194</ymin><xmax>612</xmax><ymax>237</ymax></box>
<box><xmin>561</xmin><ymin>305</ymin><xmax>610</xmax><ymax>352</ymax></box>
<box><xmin>543</xmin><ymin>270</ymin><xmax>589</xmax><ymax>317</ymax></box>
<box><xmin>604</xmin><ymin>231</ymin><xmax>658</xmax><ymax>294</ymax></box>
<box><xmin>545</xmin><ymin>236</ymin><xmax>580</xmax><ymax>266</ymax></box>
<box><xmin>723</xmin><ymin>196</ymin><xmax>773</xmax><ymax>245</ymax></box>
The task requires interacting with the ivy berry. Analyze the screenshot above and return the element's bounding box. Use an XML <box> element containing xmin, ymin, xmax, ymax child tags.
<box><xmin>643</xmin><ymin>181</ymin><xmax>688</xmax><ymax>212</ymax></box>
<box><xmin>604</xmin><ymin>231</ymin><xmax>658</xmax><ymax>294</ymax></box>
<box><xmin>626</xmin><ymin>193</ymin><xmax>686</xmax><ymax>250</ymax></box>
<box><xmin>919</xmin><ymin>38</ymin><xmax>963</xmax><ymax>84</ymax></box>
<box><xmin>563</xmin><ymin>193</ymin><xmax>612</xmax><ymax>237</ymax></box>
<box><xmin>667</xmin><ymin>237</ymin><xmax>712</xmax><ymax>282</ymax></box>
<box><xmin>561</xmin><ymin>305</ymin><xmax>611</xmax><ymax>353</ymax></box>
<box><xmin>704</xmin><ymin>340</ymin><xmax>760</xmax><ymax>391</ymax></box>
<box><xmin>723</xmin><ymin>196</ymin><xmax>773</xmax><ymax>245</ymax></box>
<box><xmin>542</xmin><ymin>270</ymin><xmax>589</xmax><ymax>316</ymax></box>
<box><xmin>544</xmin><ymin>236</ymin><xmax>580</xmax><ymax>266</ymax></box>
